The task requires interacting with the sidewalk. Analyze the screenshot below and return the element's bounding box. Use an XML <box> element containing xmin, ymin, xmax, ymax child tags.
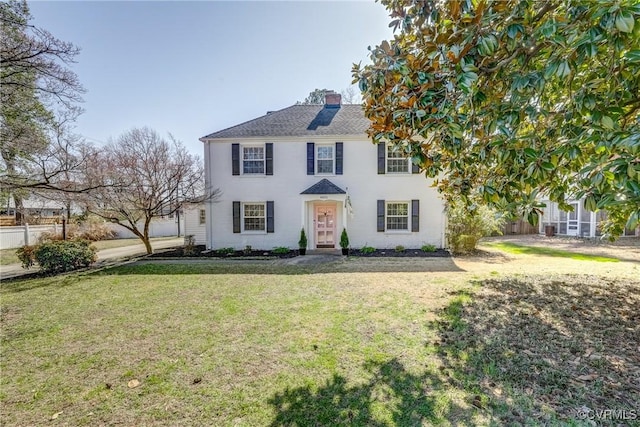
<box><xmin>0</xmin><ymin>238</ymin><xmax>183</xmax><ymax>280</ymax></box>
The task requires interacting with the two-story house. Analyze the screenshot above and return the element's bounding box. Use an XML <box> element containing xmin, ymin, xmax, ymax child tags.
<box><xmin>190</xmin><ymin>92</ymin><xmax>446</xmax><ymax>251</ymax></box>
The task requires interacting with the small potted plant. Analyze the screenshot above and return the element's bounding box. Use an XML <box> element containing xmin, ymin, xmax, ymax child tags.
<box><xmin>340</xmin><ymin>228</ymin><xmax>349</xmax><ymax>255</ymax></box>
<box><xmin>298</xmin><ymin>228</ymin><xmax>307</xmax><ymax>255</ymax></box>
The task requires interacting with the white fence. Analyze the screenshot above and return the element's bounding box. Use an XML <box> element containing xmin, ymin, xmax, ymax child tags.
<box><xmin>0</xmin><ymin>218</ymin><xmax>184</xmax><ymax>250</ymax></box>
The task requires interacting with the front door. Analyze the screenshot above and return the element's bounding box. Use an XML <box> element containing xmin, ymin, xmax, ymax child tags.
<box><xmin>567</xmin><ymin>202</ymin><xmax>579</xmax><ymax>236</ymax></box>
<box><xmin>315</xmin><ymin>205</ymin><xmax>336</xmax><ymax>248</ymax></box>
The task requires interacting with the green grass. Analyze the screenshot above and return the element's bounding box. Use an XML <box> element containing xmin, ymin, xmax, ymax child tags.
<box><xmin>0</xmin><ymin>249</ymin><xmax>20</xmax><ymax>266</ymax></box>
<box><xmin>484</xmin><ymin>242</ymin><xmax>620</xmax><ymax>262</ymax></box>
<box><xmin>0</xmin><ymin>264</ymin><xmax>480</xmax><ymax>426</ymax></box>
<box><xmin>2</xmin><ymin>259</ymin><xmax>638</xmax><ymax>426</ymax></box>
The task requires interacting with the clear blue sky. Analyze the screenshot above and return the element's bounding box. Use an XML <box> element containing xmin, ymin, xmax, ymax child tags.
<box><xmin>29</xmin><ymin>1</ymin><xmax>394</xmax><ymax>156</ymax></box>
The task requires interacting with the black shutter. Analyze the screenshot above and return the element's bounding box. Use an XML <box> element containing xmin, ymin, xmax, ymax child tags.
<box><xmin>266</xmin><ymin>201</ymin><xmax>274</xmax><ymax>233</ymax></box>
<box><xmin>307</xmin><ymin>143</ymin><xmax>315</xmax><ymax>175</ymax></box>
<box><xmin>377</xmin><ymin>200</ymin><xmax>385</xmax><ymax>232</ymax></box>
<box><xmin>335</xmin><ymin>142</ymin><xmax>343</xmax><ymax>175</ymax></box>
<box><xmin>265</xmin><ymin>143</ymin><xmax>273</xmax><ymax>175</ymax></box>
<box><xmin>377</xmin><ymin>143</ymin><xmax>385</xmax><ymax>174</ymax></box>
<box><xmin>412</xmin><ymin>161</ymin><xmax>420</xmax><ymax>174</ymax></box>
<box><xmin>411</xmin><ymin>199</ymin><xmax>420</xmax><ymax>232</ymax></box>
<box><xmin>232</xmin><ymin>143</ymin><xmax>240</xmax><ymax>176</ymax></box>
<box><xmin>232</xmin><ymin>201</ymin><xmax>240</xmax><ymax>233</ymax></box>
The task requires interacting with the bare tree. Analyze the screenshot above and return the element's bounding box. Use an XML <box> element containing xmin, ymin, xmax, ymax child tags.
<box><xmin>81</xmin><ymin>127</ymin><xmax>217</xmax><ymax>254</ymax></box>
<box><xmin>1</xmin><ymin>0</ymin><xmax>86</xmax><ymax>222</ymax></box>
<box><xmin>298</xmin><ymin>87</ymin><xmax>360</xmax><ymax>105</ymax></box>
<box><xmin>340</xmin><ymin>85</ymin><xmax>360</xmax><ymax>104</ymax></box>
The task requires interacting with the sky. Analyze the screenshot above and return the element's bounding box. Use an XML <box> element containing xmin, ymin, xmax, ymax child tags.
<box><xmin>29</xmin><ymin>1</ymin><xmax>395</xmax><ymax>156</ymax></box>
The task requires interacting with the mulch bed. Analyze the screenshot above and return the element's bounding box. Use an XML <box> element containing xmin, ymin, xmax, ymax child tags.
<box><xmin>148</xmin><ymin>245</ymin><xmax>298</xmax><ymax>259</ymax></box>
<box><xmin>348</xmin><ymin>248</ymin><xmax>450</xmax><ymax>257</ymax></box>
<box><xmin>149</xmin><ymin>246</ymin><xmax>451</xmax><ymax>259</ymax></box>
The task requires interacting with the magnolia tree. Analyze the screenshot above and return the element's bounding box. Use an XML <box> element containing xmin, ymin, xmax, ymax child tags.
<box><xmin>81</xmin><ymin>127</ymin><xmax>215</xmax><ymax>254</ymax></box>
<box><xmin>353</xmin><ymin>0</ymin><xmax>640</xmax><ymax>238</ymax></box>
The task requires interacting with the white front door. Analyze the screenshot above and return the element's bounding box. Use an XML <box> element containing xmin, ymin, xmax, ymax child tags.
<box><xmin>567</xmin><ymin>202</ymin><xmax>579</xmax><ymax>236</ymax></box>
<box><xmin>315</xmin><ymin>205</ymin><xmax>336</xmax><ymax>248</ymax></box>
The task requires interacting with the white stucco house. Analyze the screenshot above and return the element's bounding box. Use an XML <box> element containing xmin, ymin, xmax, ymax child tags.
<box><xmin>190</xmin><ymin>92</ymin><xmax>446</xmax><ymax>251</ymax></box>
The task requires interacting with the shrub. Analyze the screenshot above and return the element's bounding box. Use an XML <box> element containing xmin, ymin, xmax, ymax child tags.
<box><xmin>339</xmin><ymin>228</ymin><xmax>349</xmax><ymax>249</ymax></box>
<box><xmin>395</xmin><ymin>245</ymin><xmax>405</xmax><ymax>253</ymax></box>
<box><xmin>360</xmin><ymin>245</ymin><xmax>376</xmax><ymax>254</ymax></box>
<box><xmin>272</xmin><ymin>246</ymin><xmax>290</xmax><ymax>254</ymax></box>
<box><xmin>446</xmin><ymin>202</ymin><xmax>505</xmax><ymax>254</ymax></box>
<box><xmin>298</xmin><ymin>228</ymin><xmax>307</xmax><ymax>249</ymax></box>
<box><xmin>421</xmin><ymin>244</ymin><xmax>437</xmax><ymax>252</ymax></box>
<box><xmin>243</xmin><ymin>245</ymin><xmax>252</xmax><ymax>256</ymax></box>
<box><xmin>16</xmin><ymin>245</ymin><xmax>37</xmax><ymax>269</ymax></box>
<box><xmin>32</xmin><ymin>240</ymin><xmax>97</xmax><ymax>273</ymax></box>
<box><xmin>216</xmin><ymin>247</ymin><xmax>235</xmax><ymax>255</ymax></box>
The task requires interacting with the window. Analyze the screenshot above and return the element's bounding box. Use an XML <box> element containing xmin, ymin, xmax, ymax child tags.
<box><xmin>316</xmin><ymin>145</ymin><xmax>334</xmax><ymax>174</ymax></box>
<box><xmin>199</xmin><ymin>209</ymin><xmax>206</xmax><ymax>225</ymax></box>
<box><xmin>386</xmin><ymin>145</ymin><xmax>410</xmax><ymax>173</ymax></box>
<box><xmin>242</xmin><ymin>146</ymin><xmax>265</xmax><ymax>174</ymax></box>
<box><xmin>243</xmin><ymin>203</ymin><xmax>265</xmax><ymax>231</ymax></box>
<box><xmin>386</xmin><ymin>202</ymin><xmax>409</xmax><ymax>230</ymax></box>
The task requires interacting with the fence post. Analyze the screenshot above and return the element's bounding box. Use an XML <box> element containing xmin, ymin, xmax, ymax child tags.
<box><xmin>24</xmin><ymin>223</ymin><xmax>30</xmax><ymax>246</ymax></box>
<box><xmin>62</xmin><ymin>218</ymin><xmax>67</xmax><ymax>240</ymax></box>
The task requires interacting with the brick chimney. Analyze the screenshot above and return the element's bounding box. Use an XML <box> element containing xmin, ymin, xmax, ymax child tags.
<box><xmin>325</xmin><ymin>91</ymin><xmax>341</xmax><ymax>108</ymax></box>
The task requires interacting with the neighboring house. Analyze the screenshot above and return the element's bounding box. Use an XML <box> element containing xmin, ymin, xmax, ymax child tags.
<box><xmin>539</xmin><ymin>199</ymin><xmax>639</xmax><ymax>237</ymax></box>
<box><xmin>196</xmin><ymin>92</ymin><xmax>446</xmax><ymax>251</ymax></box>
<box><xmin>1</xmin><ymin>195</ymin><xmax>70</xmax><ymax>225</ymax></box>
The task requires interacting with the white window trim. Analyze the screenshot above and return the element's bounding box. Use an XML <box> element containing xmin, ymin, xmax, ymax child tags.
<box><xmin>316</xmin><ymin>144</ymin><xmax>335</xmax><ymax>175</ymax></box>
<box><xmin>385</xmin><ymin>201</ymin><xmax>411</xmax><ymax>233</ymax></box>
<box><xmin>241</xmin><ymin>144</ymin><xmax>266</xmax><ymax>175</ymax></box>
<box><xmin>386</xmin><ymin>144</ymin><xmax>411</xmax><ymax>174</ymax></box>
<box><xmin>241</xmin><ymin>202</ymin><xmax>267</xmax><ymax>234</ymax></box>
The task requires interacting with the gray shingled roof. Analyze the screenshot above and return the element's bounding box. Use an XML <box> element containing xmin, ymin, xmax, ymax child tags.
<box><xmin>300</xmin><ymin>179</ymin><xmax>346</xmax><ymax>195</ymax></box>
<box><xmin>201</xmin><ymin>105</ymin><xmax>369</xmax><ymax>139</ymax></box>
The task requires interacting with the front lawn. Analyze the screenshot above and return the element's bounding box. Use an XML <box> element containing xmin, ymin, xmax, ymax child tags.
<box><xmin>1</xmin><ymin>255</ymin><xmax>638</xmax><ymax>426</ymax></box>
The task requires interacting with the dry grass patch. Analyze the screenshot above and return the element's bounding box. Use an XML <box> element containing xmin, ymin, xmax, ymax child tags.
<box><xmin>435</xmin><ymin>274</ymin><xmax>640</xmax><ymax>425</ymax></box>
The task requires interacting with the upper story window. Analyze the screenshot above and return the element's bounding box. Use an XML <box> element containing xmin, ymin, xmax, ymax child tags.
<box><xmin>243</xmin><ymin>146</ymin><xmax>265</xmax><ymax>174</ymax></box>
<box><xmin>386</xmin><ymin>145</ymin><xmax>410</xmax><ymax>173</ymax></box>
<box><xmin>316</xmin><ymin>145</ymin><xmax>334</xmax><ymax>174</ymax></box>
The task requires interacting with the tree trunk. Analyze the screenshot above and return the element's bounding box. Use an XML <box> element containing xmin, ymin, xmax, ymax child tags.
<box><xmin>14</xmin><ymin>193</ymin><xmax>24</xmax><ymax>225</ymax></box>
<box><xmin>143</xmin><ymin>218</ymin><xmax>153</xmax><ymax>254</ymax></box>
<box><xmin>142</xmin><ymin>237</ymin><xmax>153</xmax><ymax>254</ymax></box>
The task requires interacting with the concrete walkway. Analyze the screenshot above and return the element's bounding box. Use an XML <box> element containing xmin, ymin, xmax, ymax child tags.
<box><xmin>0</xmin><ymin>237</ymin><xmax>183</xmax><ymax>280</ymax></box>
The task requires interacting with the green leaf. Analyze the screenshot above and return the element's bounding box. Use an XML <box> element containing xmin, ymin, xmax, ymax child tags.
<box><xmin>615</xmin><ymin>11</ymin><xmax>635</xmax><ymax>33</ymax></box>
<box><xmin>624</xmin><ymin>49</ymin><xmax>640</xmax><ymax>62</ymax></box>
<box><xmin>601</xmin><ymin>115</ymin><xmax>614</xmax><ymax>130</ymax></box>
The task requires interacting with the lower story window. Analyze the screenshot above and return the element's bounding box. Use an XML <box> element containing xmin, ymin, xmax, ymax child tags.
<box><xmin>243</xmin><ymin>203</ymin><xmax>265</xmax><ymax>231</ymax></box>
<box><xmin>386</xmin><ymin>202</ymin><xmax>409</xmax><ymax>230</ymax></box>
<box><xmin>199</xmin><ymin>209</ymin><xmax>206</xmax><ymax>225</ymax></box>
